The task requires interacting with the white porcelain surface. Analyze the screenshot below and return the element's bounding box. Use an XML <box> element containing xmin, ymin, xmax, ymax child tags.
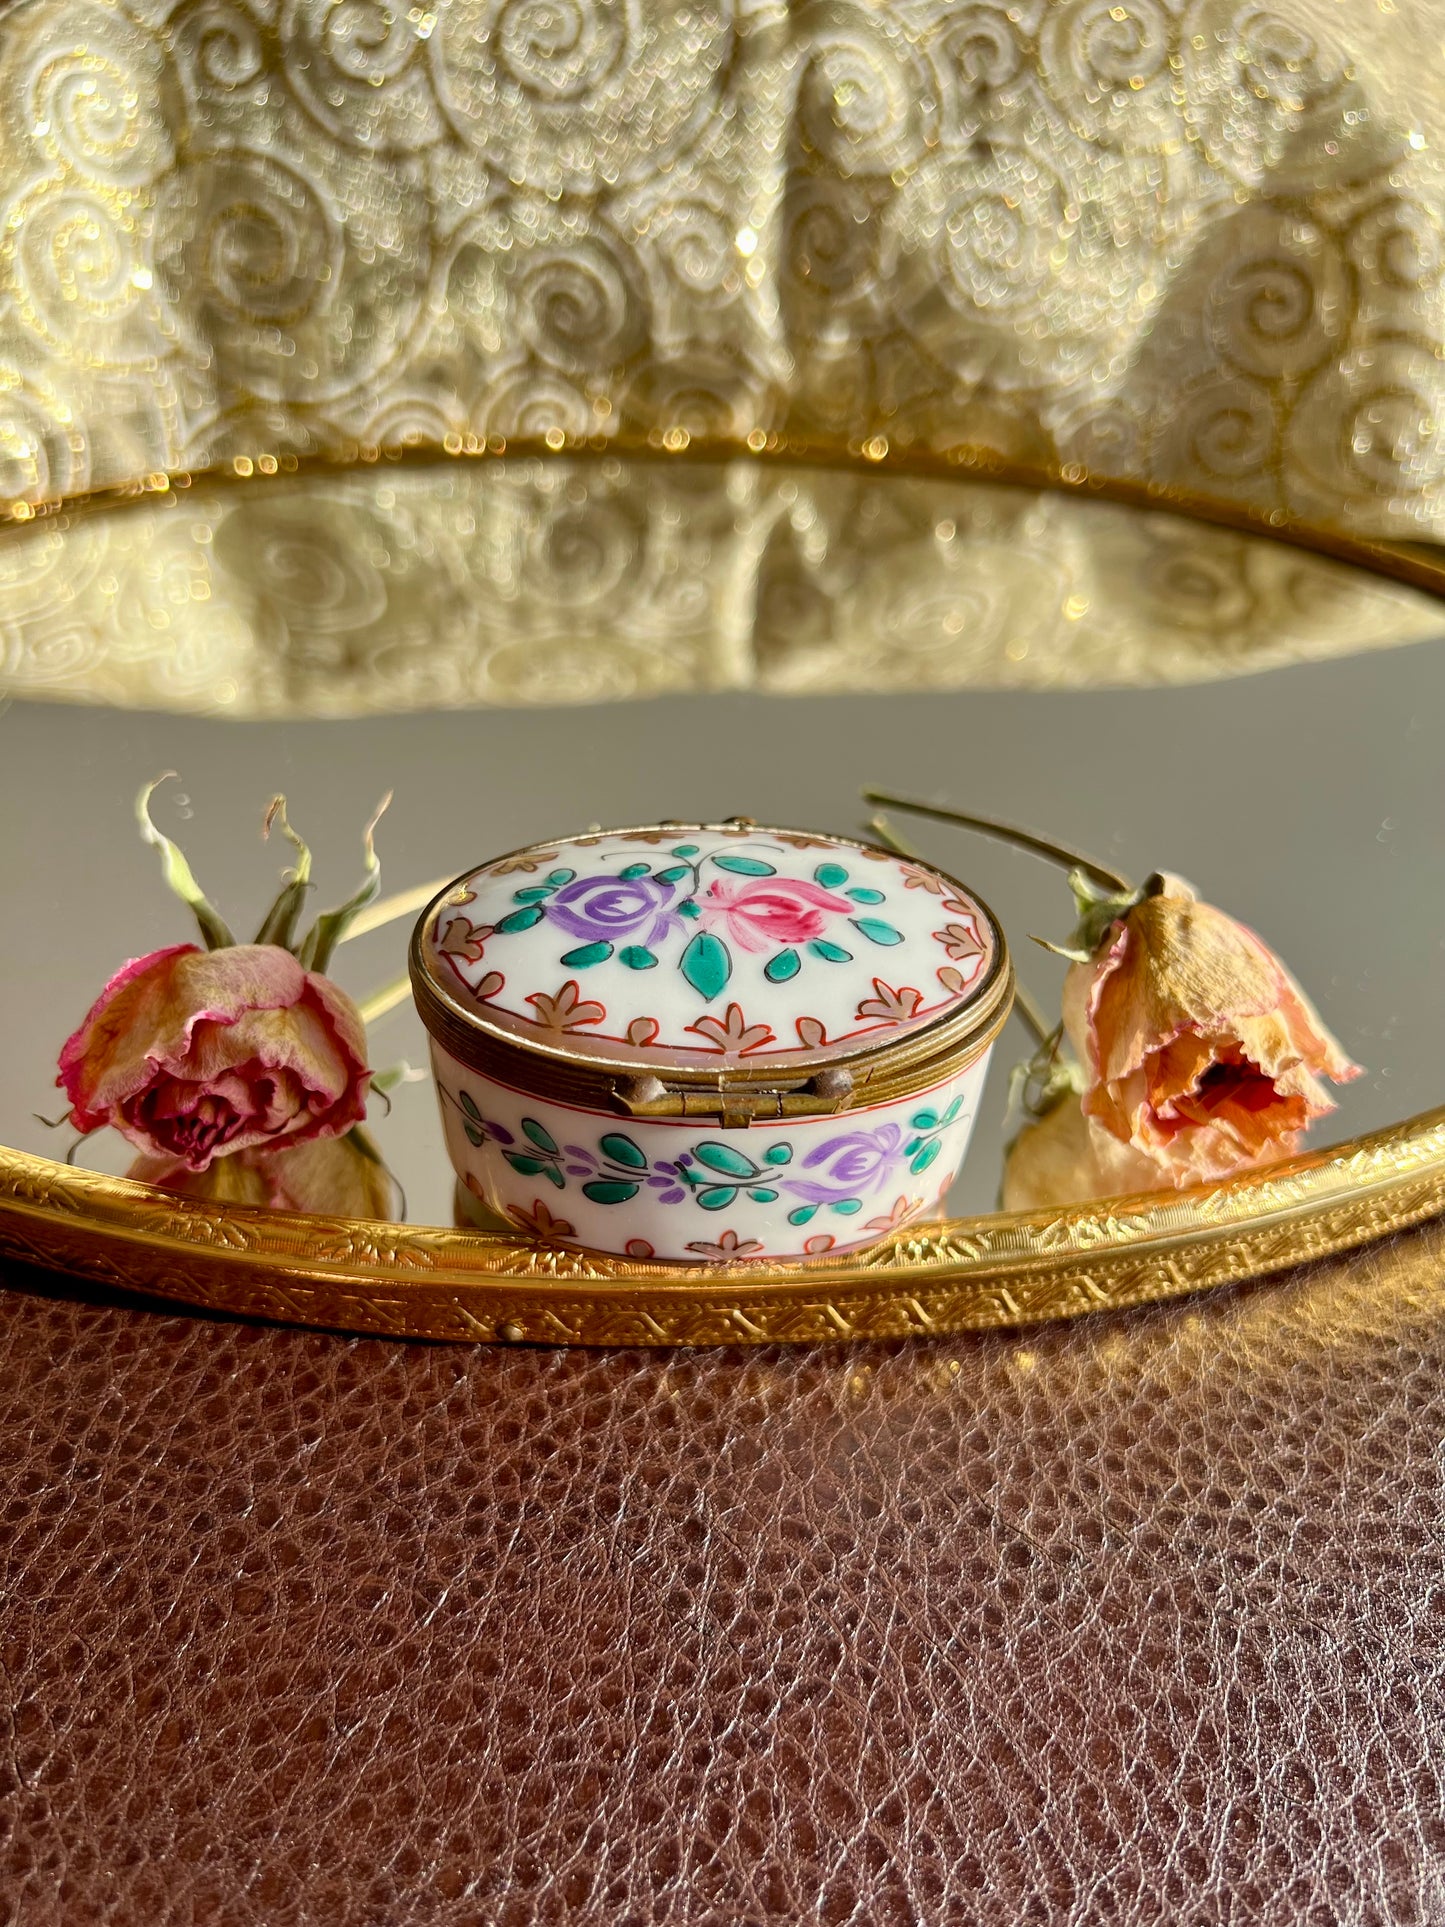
<box><xmin>427</xmin><ymin>824</ymin><xmax>997</xmax><ymax>1068</ymax></box>
<box><xmin>432</xmin><ymin>1039</ymin><xmax>993</xmax><ymax>1263</ymax></box>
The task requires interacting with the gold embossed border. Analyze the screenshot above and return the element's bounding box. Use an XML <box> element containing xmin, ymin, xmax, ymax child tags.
<box><xmin>3</xmin><ymin>1108</ymin><xmax>1443</xmax><ymax>1344</ymax></box>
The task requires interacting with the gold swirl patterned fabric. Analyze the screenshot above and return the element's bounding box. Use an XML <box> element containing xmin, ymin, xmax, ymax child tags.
<box><xmin>0</xmin><ymin>0</ymin><xmax>1442</xmax><ymax>533</ymax></box>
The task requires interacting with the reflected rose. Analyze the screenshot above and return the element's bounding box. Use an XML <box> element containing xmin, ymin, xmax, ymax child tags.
<box><xmin>130</xmin><ymin>1129</ymin><xmax>399</xmax><ymax>1219</ymax></box>
<box><xmin>1001</xmin><ymin>1095</ymin><xmax>1164</xmax><ymax>1211</ymax></box>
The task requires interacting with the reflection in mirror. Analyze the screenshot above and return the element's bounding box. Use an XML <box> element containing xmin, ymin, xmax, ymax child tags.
<box><xmin>3</xmin><ymin>457</ymin><xmax>1444</xmax><ymax>716</ymax></box>
<box><xmin>2</xmin><ymin>460</ymin><xmax>1442</xmax><ymax>1230</ymax></box>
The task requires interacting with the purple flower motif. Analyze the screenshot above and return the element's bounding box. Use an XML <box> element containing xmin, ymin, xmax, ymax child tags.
<box><xmin>546</xmin><ymin>872</ymin><xmax>679</xmax><ymax>947</ymax></box>
<box><xmin>784</xmin><ymin>1123</ymin><xmax>904</xmax><ymax>1204</ymax></box>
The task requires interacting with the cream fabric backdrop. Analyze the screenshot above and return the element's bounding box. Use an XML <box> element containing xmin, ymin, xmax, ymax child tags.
<box><xmin>0</xmin><ymin>0</ymin><xmax>1442</xmax><ymax>534</ymax></box>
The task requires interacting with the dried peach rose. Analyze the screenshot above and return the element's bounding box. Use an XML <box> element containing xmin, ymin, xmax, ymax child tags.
<box><xmin>1063</xmin><ymin>876</ymin><xmax>1360</xmax><ymax>1188</ymax></box>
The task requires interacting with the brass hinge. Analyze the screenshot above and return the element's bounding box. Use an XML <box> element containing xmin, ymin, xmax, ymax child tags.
<box><xmin>612</xmin><ymin>1067</ymin><xmax>854</xmax><ymax>1130</ymax></box>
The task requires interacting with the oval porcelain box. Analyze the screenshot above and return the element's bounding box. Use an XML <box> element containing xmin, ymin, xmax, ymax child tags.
<box><xmin>410</xmin><ymin>821</ymin><xmax>1013</xmax><ymax>1264</ymax></box>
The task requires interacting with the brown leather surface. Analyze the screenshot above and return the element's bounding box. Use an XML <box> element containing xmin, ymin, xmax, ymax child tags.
<box><xmin>4</xmin><ymin>1229</ymin><xmax>1445</xmax><ymax>1926</ymax></box>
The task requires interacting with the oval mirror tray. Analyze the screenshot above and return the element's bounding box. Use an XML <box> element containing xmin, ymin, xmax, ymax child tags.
<box><xmin>2</xmin><ymin>444</ymin><xmax>1442</xmax><ymax>1345</ymax></box>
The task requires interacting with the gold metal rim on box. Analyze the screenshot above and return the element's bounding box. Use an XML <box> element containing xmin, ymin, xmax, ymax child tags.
<box><xmin>2</xmin><ymin>448</ymin><xmax>1443</xmax><ymax>1342</ymax></box>
<box><xmin>409</xmin><ymin>826</ymin><xmax>1015</xmax><ymax>1123</ymax></box>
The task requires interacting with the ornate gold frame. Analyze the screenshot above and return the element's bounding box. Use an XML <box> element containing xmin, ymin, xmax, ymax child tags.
<box><xmin>2</xmin><ymin>440</ymin><xmax>1443</xmax><ymax>1343</ymax></box>
<box><xmin>2</xmin><ymin>1109</ymin><xmax>1443</xmax><ymax>1343</ymax></box>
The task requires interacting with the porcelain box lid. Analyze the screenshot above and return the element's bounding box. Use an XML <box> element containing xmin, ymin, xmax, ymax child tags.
<box><xmin>412</xmin><ymin>822</ymin><xmax>1011</xmax><ymax>1099</ymax></box>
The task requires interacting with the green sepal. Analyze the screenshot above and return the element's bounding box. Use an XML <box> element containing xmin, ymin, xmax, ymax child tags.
<box><xmin>253</xmin><ymin>795</ymin><xmax>313</xmax><ymax>950</ymax></box>
<box><xmin>298</xmin><ymin>793</ymin><xmax>390</xmax><ymax>973</ymax></box>
<box><xmin>1058</xmin><ymin>867</ymin><xmax>1148</xmax><ymax>962</ymax></box>
<box><xmin>137</xmin><ymin>774</ymin><xmax>235</xmax><ymax>951</ymax></box>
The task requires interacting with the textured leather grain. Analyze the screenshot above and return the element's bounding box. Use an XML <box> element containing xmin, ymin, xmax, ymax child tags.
<box><xmin>4</xmin><ymin>1230</ymin><xmax>1445</xmax><ymax>1927</ymax></box>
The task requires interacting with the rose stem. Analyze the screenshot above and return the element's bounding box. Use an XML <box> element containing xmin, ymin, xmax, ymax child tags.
<box><xmin>861</xmin><ymin>787</ymin><xmax>1133</xmax><ymax>895</ymax></box>
<box><xmin>357</xmin><ymin>972</ymin><xmax>412</xmax><ymax>1026</ymax></box>
<box><xmin>341</xmin><ymin>877</ymin><xmax>453</xmax><ymax>943</ymax></box>
<box><xmin>865</xmin><ymin>811</ymin><xmax>1054</xmax><ymax>1047</ymax></box>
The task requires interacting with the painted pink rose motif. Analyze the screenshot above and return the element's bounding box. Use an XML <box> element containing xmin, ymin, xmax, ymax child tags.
<box><xmin>59</xmin><ymin>943</ymin><xmax>371</xmax><ymax>1171</ymax></box>
<box><xmin>697</xmin><ymin>876</ymin><xmax>853</xmax><ymax>953</ymax></box>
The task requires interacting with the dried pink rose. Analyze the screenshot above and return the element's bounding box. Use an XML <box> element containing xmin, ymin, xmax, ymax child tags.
<box><xmin>60</xmin><ymin>943</ymin><xmax>370</xmax><ymax>1172</ymax></box>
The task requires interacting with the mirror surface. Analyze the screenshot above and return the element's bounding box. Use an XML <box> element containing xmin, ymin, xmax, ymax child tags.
<box><xmin>2</xmin><ymin>456</ymin><xmax>1441</xmax><ymax>1226</ymax></box>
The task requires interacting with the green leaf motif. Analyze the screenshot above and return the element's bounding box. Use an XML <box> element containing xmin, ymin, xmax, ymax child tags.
<box><xmin>561</xmin><ymin>940</ymin><xmax>613</xmax><ymax>968</ymax></box>
<box><xmin>495</xmin><ymin>905</ymin><xmax>546</xmax><ymax>934</ymax></box>
<box><xmin>942</xmin><ymin>1096</ymin><xmax>965</xmax><ymax>1126</ymax></box>
<box><xmin>512</xmin><ymin>885</ymin><xmax>553</xmax><ymax>904</ymax></box>
<box><xmin>747</xmin><ymin>1188</ymin><xmax>778</xmax><ymax>1204</ymax></box>
<box><xmin>600</xmin><ymin>1134</ymin><xmax>648</xmax><ymax>1170</ymax></box>
<box><xmin>764</xmin><ymin>948</ymin><xmax>800</xmax><ymax>984</ymax></box>
<box><xmin>763</xmin><ymin>1143</ymin><xmax>793</xmax><ymax>1165</ymax></box>
<box><xmin>678</xmin><ymin>899</ymin><xmax>701</xmax><ymax>919</ymax></box>
<box><xmin>911</xmin><ymin>1110</ymin><xmax>939</xmax><ymax>1131</ymax></box>
<box><xmin>583</xmin><ymin>1180</ymin><xmax>640</xmax><ymax>1205</ymax></box>
<box><xmin>698</xmin><ymin>1186</ymin><xmax>739</xmax><ymax>1211</ymax></box>
<box><xmin>713</xmin><ymin>855</ymin><xmax>776</xmax><ymax>876</ymax></box>
<box><xmin>680</xmin><ymin>930</ymin><xmax>731</xmax><ymax>1000</ymax></box>
<box><xmin>672</xmin><ymin>845</ymin><xmax>700</xmax><ymax>857</ymax></box>
<box><xmin>814</xmin><ymin>862</ymin><xmax>849</xmax><ymax>889</ymax></box>
<box><xmin>787</xmin><ymin>1204</ymin><xmax>818</xmax><ymax>1226</ymax></box>
<box><xmin>830</xmin><ymin>1198</ymin><xmax>864</xmax><ymax>1215</ymax></box>
<box><xmin>654</xmin><ymin>865</ymin><xmax>691</xmax><ymax>885</ymax></box>
<box><xmin>619</xmin><ymin>946</ymin><xmax>657</xmax><ymax>970</ymax></box>
<box><xmin>693</xmin><ymin>1141</ymin><xmax>759</xmax><ymax>1179</ymax></box>
<box><xmin>846</xmin><ymin>887</ymin><xmax>885</xmax><ymax>904</ymax></box>
<box><xmin>459</xmin><ymin>1092</ymin><xmax>482</xmax><ymax>1121</ymax></box>
<box><xmin>545</xmin><ymin>869</ymin><xmax>576</xmax><ymax>886</ymax></box>
<box><xmin>911</xmin><ymin>1140</ymin><xmax>943</xmax><ymax>1175</ymax></box>
<box><xmin>852</xmin><ymin>917</ymin><xmax>904</xmax><ymax>947</ymax></box>
<box><xmin>506</xmin><ymin>1153</ymin><xmax>564</xmax><ymax>1189</ymax></box>
<box><xmin>808</xmin><ymin>940</ymin><xmax>852</xmax><ymax>963</ymax></box>
<box><xmin>618</xmin><ymin>862</ymin><xmax>651</xmax><ymax>879</ymax></box>
<box><xmin>464</xmin><ymin>1125</ymin><xmax>485</xmax><ymax>1148</ymax></box>
<box><xmin>522</xmin><ymin>1118</ymin><xmax>559</xmax><ymax>1154</ymax></box>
